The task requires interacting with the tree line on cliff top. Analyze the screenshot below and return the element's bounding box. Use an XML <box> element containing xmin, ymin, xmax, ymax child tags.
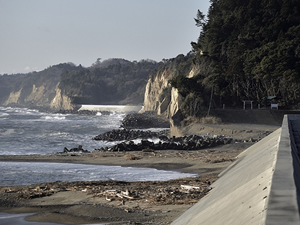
<box><xmin>58</xmin><ymin>59</ymin><xmax>158</xmax><ymax>105</ymax></box>
<box><xmin>169</xmin><ymin>0</ymin><xmax>300</xmax><ymax>118</ymax></box>
<box><xmin>1</xmin><ymin>0</ymin><xmax>300</xmax><ymax>115</ymax></box>
<box><xmin>0</xmin><ymin>59</ymin><xmax>159</xmax><ymax>108</ymax></box>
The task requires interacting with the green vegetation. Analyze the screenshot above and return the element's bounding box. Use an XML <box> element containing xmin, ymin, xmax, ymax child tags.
<box><xmin>58</xmin><ymin>59</ymin><xmax>158</xmax><ymax>105</ymax></box>
<box><xmin>0</xmin><ymin>59</ymin><xmax>156</xmax><ymax>108</ymax></box>
<box><xmin>171</xmin><ymin>0</ymin><xmax>300</xmax><ymax>117</ymax></box>
<box><xmin>0</xmin><ymin>63</ymin><xmax>78</xmax><ymax>107</ymax></box>
<box><xmin>1</xmin><ymin>0</ymin><xmax>300</xmax><ymax>116</ymax></box>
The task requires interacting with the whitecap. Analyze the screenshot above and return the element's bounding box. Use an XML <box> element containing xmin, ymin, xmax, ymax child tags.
<box><xmin>0</xmin><ymin>129</ymin><xmax>16</xmax><ymax>135</ymax></box>
<box><xmin>0</xmin><ymin>112</ymin><xmax>9</xmax><ymax>117</ymax></box>
<box><xmin>130</xmin><ymin>137</ymin><xmax>161</xmax><ymax>144</ymax></box>
<box><xmin>42</xmin><ymin>115</ymin><xmax>66</xmax><ymax>120</ymax></box>
<box><xmin>96</xmin><ymin>112</ymin><xmax>102</xmax><ymax>116</ymax></box>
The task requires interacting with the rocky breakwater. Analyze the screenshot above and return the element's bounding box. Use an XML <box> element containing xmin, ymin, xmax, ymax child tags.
<box><xmin>120</xmin><ymin>112</ymin><xmax>170</xmax><ymax>129</ymax></box>
<box><xmin>63</xmin><ymin>145</ymin><xmax>89</xmax><ymax>153</ymax></box>
<box><xmin>92</xmin><ymin>129</ymin><xmax>232</xmax><ymax>152</ymax></box>
<box><xmin>93</xmin><ymin>129</ymin><xmax>168</xmax><ymax>142</ymax></box>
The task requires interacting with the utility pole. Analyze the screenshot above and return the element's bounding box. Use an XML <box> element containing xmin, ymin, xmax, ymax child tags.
<box><xmin>207</xmin><ymin>86</ymin><xmax>214</xmax><ymax>117</ymax></box>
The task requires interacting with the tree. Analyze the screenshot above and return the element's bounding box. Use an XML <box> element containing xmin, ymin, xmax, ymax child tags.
<box><xmin>194</xmin><ymin>10</ymin><xmax>206</xmax><ymax>28</ymax></box>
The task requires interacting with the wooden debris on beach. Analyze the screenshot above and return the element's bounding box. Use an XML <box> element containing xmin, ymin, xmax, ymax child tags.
<box><xmin>1</xmin><ymin>176</ymin><xmax>218</xmax><ymax>206</ymax></box>
<box><xmin>124</xmin><ymin>153</ymin><xmax>142</xmax><ymax>160</ymax></box>
<box><xmin>180</xmin><ymin>185</ymin><xmax>200</xmax><ymax>190</ymax></box>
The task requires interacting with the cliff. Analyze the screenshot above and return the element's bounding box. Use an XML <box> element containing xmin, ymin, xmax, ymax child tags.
<box><xmin>0</xmin><ymin>64</ymin><xmax>76</xmax><ymax>111</ymax></box>
<box><xmin>141</xmin><ymin>54</ymin><xmax>199</xmax><ymax>126</ymax></box>
<box><xmin>0</xmin><ymin>59</ymin><xmax>158</xmax><ymax>111</ymax></box>
<box><xmin>142</xmin><ymin>69</ymin><xmax>183</xmax><ymax>120</ymax></box>
<box><xmin>50</xmin><ymin>85</ymin><xmax>74</xmax><ymax>110</ymax></box>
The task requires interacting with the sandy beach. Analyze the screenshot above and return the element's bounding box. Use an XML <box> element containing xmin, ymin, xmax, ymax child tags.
<box><xmin>0</xmin><ymin>123</ymin><xmax>279</xmax><ymax>225</ymax></box>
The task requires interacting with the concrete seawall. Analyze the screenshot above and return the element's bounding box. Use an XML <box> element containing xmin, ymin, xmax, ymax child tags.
<box><xmin>78</xmin><ymin>105</ymin><xmax>143</xmax><ymax>112</ymax></box>
<box><xmin>172</xmin><ymin>115</ymin><xmax>300</xmax><ymax>225</ymax></box>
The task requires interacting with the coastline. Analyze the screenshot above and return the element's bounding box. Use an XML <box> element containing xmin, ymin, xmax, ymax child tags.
<box><xmin>0</xmin><ymin>144</ymin><xmax>246</xmax><ymax>175</ymax></box>
<box><xmin>0</xmin><ymin>143</ymin><xmax>256</xmax><ymax>225</ymax></box>
<box><xmin>0</xmin><ymin>123</ymin><xmax>280</xmax><ymax>224</ymax></box>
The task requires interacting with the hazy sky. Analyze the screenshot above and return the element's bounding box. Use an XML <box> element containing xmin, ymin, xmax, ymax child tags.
<box><xmin>0</xmin><ymin>0</ymin><xmax>210</xmax><ymax>74</ymax></box>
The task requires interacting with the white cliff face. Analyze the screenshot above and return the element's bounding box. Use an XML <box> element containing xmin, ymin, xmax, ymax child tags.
<box><xmin>142</xmin><ymin>71</ymin><xmax>185</xmax><ymax>137</ymax></box>
<box><xmin>142</xmin><ymin>69</ymin><xmax>184</xmax><ymax>119</ymax></box>
<box><xmin>142</xmin><ymin>69</ymin><xmax>172</xmax><ymax>113</ymax></box>
<box><xmin>4</xmin><ymin>89</ymin><xmax>22</xmax><ymax>105</ymax></box>
<box><xmin>24</xmin><ymin>85</ymin><xmax>45</xmax><ymax>103</ymax></box>
<box><xmin>168</xmin><ymin>88</ymin><xmax>183</xmax><ymax>117</ymax></box>
<box><xmin>143</xmin><ymin>65</ymin><xmax>197</xmax><ymax>119</ymax></box>
<box><xmin>187</xmin><ymin>64</ymin><xmax>200</xmax><ymax>78</ymax></box>
<box><xmin>142</xmin><ymin>64</ymin><xmax>200</xmax><ymax>136</ymax></box>
<box><xmin>50</xmin><ymin>85</ymin><xmax>74</xmax><ymax>110</ymax></box>
<box><xmin>3</xmin><ymin>83</ymin><xmax>74</xmax><ymax>111</ymax></box>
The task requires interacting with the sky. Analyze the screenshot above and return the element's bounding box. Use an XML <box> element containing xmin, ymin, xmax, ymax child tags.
<box><xmin>0</xmin><ymin>0</ymin><xmax>211</xmax><ymax>74</ymax></box>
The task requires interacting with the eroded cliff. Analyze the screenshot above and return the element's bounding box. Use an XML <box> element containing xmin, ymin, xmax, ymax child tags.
<box><xmin>142</xmin><ymin>54</ymin><xmax>199</xmax><ymax>125</ymax></box>
<box><xmin>50</xmin><ymin>85</ymin><xmax>74</xmax><ymax>110</ymax></box>
<box><xmin>2</xmin><ymin>82</ymin><xmax>75</xmax><ymax>111</ymax></box>
<box><xmin>0</xmin><ymin>59</ymin><xmax>159</xmax><ymax>111</ymax></box>
<box><xmin>0</xmin><ymin>63</ymin><xmax>78</xmax><ymax>111</ymax></box>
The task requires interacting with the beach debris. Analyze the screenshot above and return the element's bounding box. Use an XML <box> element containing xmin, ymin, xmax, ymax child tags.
<box><xmin>180</xmin><ymin>185</ymin><xmax>200</xmax><ymax>191</ymax></box>
<box><xmin>0</xmin><ymin>176</ymin><xmax>218</xmax><ymax>207</ymax></box>
<box><xmin>106</xmin><ymin>196</ymin><xmax>113</xmax><ymax>201</ymax></box>
<box><xmin>124</xmin><ymin>153</ymin><xmax>142</xmax><ymax>160</ymax></box>
<box><xmin>63</xmin><ymin>145</ymin><xmax>90</xmax><ymax>153</ymax></box>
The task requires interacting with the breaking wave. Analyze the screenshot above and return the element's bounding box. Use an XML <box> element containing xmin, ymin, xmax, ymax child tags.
<box><xmin>41</xmin><ymin>115</ymin><xmax>66</xmax><ymax>120</ymax></box>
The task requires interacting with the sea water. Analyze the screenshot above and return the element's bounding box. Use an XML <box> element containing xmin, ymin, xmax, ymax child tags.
<box><xmin>0</xmin><ymin>106</ymin><xmax>124</xmax><ymax>155</ymax></box>
<box><xmin>0</xmin><ymin>212</ymin><xmax>107</xmax><ymax>225</ymax></box>
<box><xmin>0</xmin><ymin>106</ymin><xmax>196</xmax><ymax>186</ymax></box>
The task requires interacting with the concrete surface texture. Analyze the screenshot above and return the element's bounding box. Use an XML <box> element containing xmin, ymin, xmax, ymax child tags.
<box><xmin>78</xmin><ymin>105</ymin><xmax>142</xmax><ymax>112</ymax></box>
<box><xmin>172</xmin><ymin>120</ymin><xmax>299</xmax><ymax>225</ymax></box>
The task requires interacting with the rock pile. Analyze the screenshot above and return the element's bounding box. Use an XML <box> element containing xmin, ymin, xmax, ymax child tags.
<box><xmin>55</xmin><ymin>109</ymin><xmax>98</xmax><ymax>115</ymax></box>
<box><xmin>120</xmin><ymin>112</ymin><xmax>170</xmax><ymax>129</ymax></box>
<box><xmin>63</xmin><ymin>145</ymin><xmax>89</xmax><ymax>153</ymax></box>
<box><xmin>94</xmin><ymin>135</ymin><xmax>232</xmax><ymax>152</ymax></box>
<box><xmin>92</xmin><ymin>129</ymin><xmax>168</xmax><ymax>141</ymax></box>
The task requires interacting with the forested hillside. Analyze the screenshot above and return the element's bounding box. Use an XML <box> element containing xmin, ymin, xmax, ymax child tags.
<box><xmin>170</xmin><ymin>0</ymin><xmax>300</xmax><ymax>118</ymax></box>
<box><xmin>2</xmin><ymin>0</ymin><xmax>299</xmax><ymax>116</ymax></box>
<box><xmin>0</xmin><ymin>63</ymin><xmax>79</xmax><ymax>109</ymax></box>
<box><xmin>59</xmin><ymin>59</ymin><xmax>158</xmax><ymax>105</ymax></box>
<box><xmin>0</xmin><ymin>59</ymin><xmax>159</xmax><ymax>110</ymax></box>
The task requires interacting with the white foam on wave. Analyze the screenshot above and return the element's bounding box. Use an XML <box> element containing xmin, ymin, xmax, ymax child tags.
<box><xmin>91</xmin><ymin>140</ymin><xmax>125</xmax><ymax>150</ymax></box>
<box><xmin>0</xmin><ymin>112</ymin><xmax>9</xmax><ymax>117</ymax></box>
<box><xmin>47</xmin><ymin>131</ymin><xmax>69</xmax><ymax>137</ymax></box>
<box><xmin>131</xmin><ymin>137</ymin><xmax>161</xmax><ymax>144</ymax></box>
<box><xmin>132</xmin><ymin>127</ymin><xmax>170</xmax><ymax>132</ymax></box>
<box><xmin>1</xmin><ymin>106</ymin><xmax>13</xmax><ymax>112</ymax></box>
<box><xmin>0</xmin><ymin>128</ymin><xmax>16</xmax><ymax>136</ymax></box>
<box><xmin>1</xmin><ymin>106</ymin><xmax>40</xmax><ymax>115</ymax></box>
<box><xmin>115</xmin><ymin>113</ymin><xmax>126</xmax><ymax>119</ymax></box>
<box><xmin>96</xmin><ymin>112</ymin><xmax>102</xmax><ymax>116</ymax></box>
<box><xmin>42</xmin><ymin>115</ymin><xmax>66</xmax><ymax>120</ymax></box>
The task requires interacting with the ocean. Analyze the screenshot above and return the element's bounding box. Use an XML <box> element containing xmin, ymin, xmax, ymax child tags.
<box><xmin>0</xmin><ymin>106</ymin><xmax>195</xmax><ymax>186</ymax></box>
